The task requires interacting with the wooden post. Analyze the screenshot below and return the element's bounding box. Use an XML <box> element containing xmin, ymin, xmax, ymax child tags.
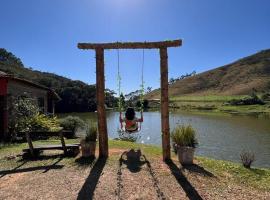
<box><xmin>78</xmin><ymin>40</ymin><xmax>182</xmax><ymax>160</ymax></box>
<box><xmin>59</xmin><ymin>130</ymin><xmax>67</xmax><ymax>155</ymax></box>
<box><xmin>26</xmin><ymin>132</ymin><xmax>34</xmax><ymax>157</ymax></box>
<box><xmin>95</xmin><ymin>48</ymin><xmax>109</xmax><ymax>157</ymax></box>
<box><xmin>160</xmin><ymin>47</ymin><xmax>170</xmax><ymax>161</ymax></box>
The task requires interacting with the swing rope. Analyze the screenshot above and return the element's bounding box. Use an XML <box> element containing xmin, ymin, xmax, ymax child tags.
<box><xmin>117</xmin><ymin>49</ymin><xmax>145</xmax><ymax>113</ymax></box>
<box><xmin>139</xmin><ymin>49</ymin><xmax>145</xmax><ymax>112</ymax></box>
<box><xmin>117</xmin><ymin>48</ymin><xmax>145</xmax><ymax>134</ymax></box>
<box><xmin>117</xmin><ymin>49</ymin><xmax>122</xmax><ymax>113</ymax></box>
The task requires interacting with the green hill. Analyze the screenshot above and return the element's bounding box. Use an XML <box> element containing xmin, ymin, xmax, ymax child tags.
<box><xmin>146</xmin><ymin>49</ymin><xmax>270</xmax><ymax>99</ymax></box>
<box><xmin>0</xmin><ymin>48</ymin><xmax>117</xmax><ymax>113</ymax></box>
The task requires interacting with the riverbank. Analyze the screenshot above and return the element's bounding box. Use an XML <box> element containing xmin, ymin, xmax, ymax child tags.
<box><xmin>0</xmin><ymin>139</ymin><xmax>269</xmax><ymax>199</ymax></box>
<box><xmin>147</xmin><ymin>95</ymin><xmax>270</xmax><ymax>115</ymax></box>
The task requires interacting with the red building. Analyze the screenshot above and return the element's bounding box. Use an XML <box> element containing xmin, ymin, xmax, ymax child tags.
<box><xmin>0</xmin><ymin>71</ymin><xmax>60</xmax><ymax>141</ymax></box>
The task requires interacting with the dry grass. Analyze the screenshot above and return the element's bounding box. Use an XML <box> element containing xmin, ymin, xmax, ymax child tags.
<box><xmin>146</xmin><ymin>49</ymin><xmax>270</xmax><ymax>100</ymax></box>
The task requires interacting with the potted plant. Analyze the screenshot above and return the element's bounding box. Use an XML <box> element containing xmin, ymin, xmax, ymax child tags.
<box><xmin>80</xmin><ymin>123</ymin><xmax>98</xmax><ymax>158</ymax></box>
<box><xmin>171</xmin><ymin>125</ymin><xmax>198</xmax><ymax>165</ymax></box>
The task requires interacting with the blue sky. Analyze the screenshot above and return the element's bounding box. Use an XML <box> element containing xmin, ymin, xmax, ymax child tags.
<box><xmin>1</xmin><ymin>0</ymin><xmax>270</xmax><ymax>94</ymax></box>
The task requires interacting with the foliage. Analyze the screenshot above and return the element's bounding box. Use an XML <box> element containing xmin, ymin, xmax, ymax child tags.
<box><xmin>84</xmin><ymin>123</ymin><xmax>98</xmax><ymax>142</ymax></box>
<box><xmin>136</xmin><ymin>99</ymin><xmax>149</xmax><ymax>110</ymax></box>
<box><xmin>0</xmin><ymin>53</ymin><xmax>118</xmax><ymax>113</ymax></box>
<box><xmin>105</xmin><ymin>89</ymin><xmax>118</xmax><ymax>108</ymax></box>
<box><xmin>228</xmin><ymin>94</ymin><xmax>265</xmax><ymax>106</ymax></box>
<box><xmin>118</xmin><ymin>93</ymin><xmax>126</xmax><ymax>111</ymax></box>
<box><xmin>0</xmin><ymin>48</ymin><xmax>24</xmax><ymax>67</ymax></box>
<box><xmin>29</xmin><ymin>114</ymin><xmax>61</xmax><ymax>132</ymax></box>
<box><xmin>171</xmin><ymin>125</ymin><xmax>198</xmax><ymax>148</ymax></box>
<box><xmin>198</xmin><ymin>156</ymin><xmax>270</xmax><ymax>191</ymax></box>
<box><xmin>9</xmin><ymin>98</ymin><xmax>61</xmax><ymax>135</ymax></box>
<box><xmin>146</xmin><ymin>87</ymin><xmax>152</xmax><ymax>93</ymax></box>
<box><xmin>13</xmin><ymin>97</ymin><xmax>39</xmax><ymax>118</ymax></box>
<box><xmin>169</xmin><ymin>71</ymin><xmax>196</xmax><ymax>84</ymax></box>
<box><xmin>261</xmin><ymin>92</ymin><xmax>270</xmax><ymax>101</ymax></box>
<box><xmin>240</xmin><ymin>151</ymin><xmax>255</xmax><ymax>168</ymax></box>
<box><xmin>124</xmin><ymin>90</ymin><xmax>141</xmax><ymax>107</ymax></box>
<box><xmin>9</xmin><ymin>97</ymin><xmax>39</xmax><ymax>133</ymax></box>
<box><xmin>59</xmin><ymin>116</ymin><xmax>85</xmax><ymax>134</ymax></box>
<box><xmin>170</xmin><ymin>95</ymin><xmax>247</xmax><ymax>102</ymax></box>
<box><xmin>123</xmin><ymin>89</ymin><xmax>151</xmax><ymax>110</ymax></box>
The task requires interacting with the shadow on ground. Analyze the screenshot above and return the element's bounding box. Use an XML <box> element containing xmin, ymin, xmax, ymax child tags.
<box><xmin>75</xmin><ymin>156</ymin><xmax>96</xmax><ymax>167</ymax></box>
<box><xmin>77</xmin><ymin>157</ymin><xmax>107</xmax><ymax>200</ymax></box>
<box><xmin>22</xmin><ymin>149</ymin><xmax>79</xmax><ymax>160</ymax></box>
<box><xmin>117</xmin><ymin>149</ymin><xmax>166</xmax><ymax>200</ymax></box>
<box><xmin>166</xmin><ymin>160</ymin><xmax>203</xmax><ymax>200</ymax></box>
<box><xmin>0</xmin><ymin>155</ymin><xmax>64</xmax><ymax>178</ymax></box>
<box><xmin>182</xmin><ymin>163</ymin><xmax>215</xmax><ymax>177</ymax></box>
<box><xmin>119</xmin><ymin>149</ymin><xmax>146</xmax><ymax>173</ymax></box>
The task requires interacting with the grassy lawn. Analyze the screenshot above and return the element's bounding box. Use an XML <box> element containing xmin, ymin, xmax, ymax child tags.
<box><xmin>170</xmin><ymin>95</ymin><xmax>247</xmax><ymax>102</ymax></box>
<box><xmin>169</xmin><ymin>95</ymin><xmax>270</xmax><ymax>115</ymax></box>
<box><xmin>198</xmin><ymin>157</ymin><xmax>270</xmax><ymax>191</ymax></box>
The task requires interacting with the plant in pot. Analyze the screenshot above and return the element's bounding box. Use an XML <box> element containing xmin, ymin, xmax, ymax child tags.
<box><xmin>80</xmin><ymin>123</ymin><xmax>98</xmax><ymax>158</ymax></box>
<box><xmin>171</xmin><ymin>125</ymin><xmax>198</xmax><ymax>165</ymax></box>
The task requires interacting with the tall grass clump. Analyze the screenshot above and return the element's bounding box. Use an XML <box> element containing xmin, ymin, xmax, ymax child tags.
<box><xmin>240</xmin><ymin>151</ymin><xmax>255</xmax><ymax>168</ymax></box>
<box><xmin>171</xmin><ymin>125</ymin><xmax>198</xmax><ymax>148</ymax></box>
<box><xmin>85</xmin><ymin>122</ymin><xmax>98</xmax><ymax>142</ymax></box>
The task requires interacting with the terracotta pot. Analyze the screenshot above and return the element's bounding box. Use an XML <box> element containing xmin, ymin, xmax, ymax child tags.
<box><xmin>80</xmin><ymin>140</ymin><xmax>96</xmax><ymax>158</ymax></box>
<box><xmin>177</xmin><ymin>146</ymin><xmax>195</xmax><ymax>165</ymax></box>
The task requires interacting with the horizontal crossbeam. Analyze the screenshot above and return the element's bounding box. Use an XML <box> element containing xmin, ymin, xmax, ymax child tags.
<box><xmin>78</xmin><ymin>40</ymin><xmax>182</xmax><ymax>50</ymax></box>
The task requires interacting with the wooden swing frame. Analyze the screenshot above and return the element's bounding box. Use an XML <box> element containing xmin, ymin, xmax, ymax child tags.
<box><xmin>78</xmin><ymin>40</ymin><xmax>182</xmax><ymax>161</ymax></box>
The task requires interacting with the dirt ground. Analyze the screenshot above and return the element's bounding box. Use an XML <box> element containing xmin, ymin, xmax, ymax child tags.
<box><xmin>0</xmin><ymin>149</ymin><xmax>269</xmax><ymax>200</ymax></box>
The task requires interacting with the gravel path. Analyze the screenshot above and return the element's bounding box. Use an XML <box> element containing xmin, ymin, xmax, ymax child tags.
<box><xmin>0</xmin><ymin>149</ymin><xmax>269</xmax><ymax>200</ymax></box>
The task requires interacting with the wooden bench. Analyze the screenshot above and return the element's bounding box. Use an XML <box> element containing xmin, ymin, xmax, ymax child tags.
<box><xmin>22</xmin><ymin>130</ymin><xmax>80</xmax><ymax>157</ymax></box>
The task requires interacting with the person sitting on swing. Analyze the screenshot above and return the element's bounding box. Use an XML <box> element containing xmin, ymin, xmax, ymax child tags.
<box><xmin>119</xmin><ymin>107</ymin><xmax>143</xmax><ymax>133</ymax></box>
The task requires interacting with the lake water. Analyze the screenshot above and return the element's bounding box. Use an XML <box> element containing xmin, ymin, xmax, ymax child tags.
<box><xmin>61</xmin><ymin>111</ymin><xmax>270</xmax><ymax>168</ymax></box>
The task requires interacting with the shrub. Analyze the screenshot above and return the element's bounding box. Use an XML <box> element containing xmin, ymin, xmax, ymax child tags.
<box><xmin>261</xmin><ymin>93</ymin><xmax>270</xmax><ymax>101</ymax></box>
<box><xmin>30</xmin><ymin>114</ymin><xmax>61</xmax><ymax>132</ymax></box>
<box><xmin>9</xmin><ymin>97</ymin><xmax>40</xmax><ymax>134</ymax></box>
<box><xmin>84</xmin><ymin>123</ymin><xmax>98</xmax><ymax>142</ymax></box>
<box><xmin>228</xmin><ymin>94</ymin><xmax>265</xmax><ymax>106</ymax></box>
<box><xmin>240</xmin><ymin>151</ymin><xmax>255</xmax><ymax>168</ymax></box>
<box><xmin>171</xmin><ymin>125</ymin><xmax>198</xmax><ymax>148</ymax></box>
<box><xmin>8</xmin><ymin>98</ymin><xmax>60</xmax><ymax>137</ymax></box>
<box><xmin>59</xmin><ymin>116</ymin><xmax>85</xmax><ymax>135</ymax></box>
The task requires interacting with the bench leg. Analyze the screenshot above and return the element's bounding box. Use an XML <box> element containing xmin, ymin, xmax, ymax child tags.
<box><xmin>60</xmin><ymin>131</ymin><xmax>67</xmax><ymax>155</ymax></box>
<box><xmin>26</xmin><ymin>132</ymin><xmax>34</xmax><ymax>157</ymax></box>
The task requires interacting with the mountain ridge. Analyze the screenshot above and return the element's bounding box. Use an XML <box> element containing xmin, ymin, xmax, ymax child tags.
<box><xmin>146</xmin><ymin>49</ymin><xmax>270</xmax><ymax>99</ymax></box>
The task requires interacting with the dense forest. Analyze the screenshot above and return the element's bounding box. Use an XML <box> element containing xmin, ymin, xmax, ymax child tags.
<box><xmin>0</xmin><ymin>48</ymin><xmax>118</xmax><ymax>113</ymax></box>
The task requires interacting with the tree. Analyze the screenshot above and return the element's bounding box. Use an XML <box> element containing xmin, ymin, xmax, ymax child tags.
<box><xmin>0</xmin><ymin>48</ymin><xmax>24</xmax><ymax>67</ymax></box>
<box><xmin>146</xmin><ymin>87</ymin><xmax>152</xmax><ymax>93</ymax></box>
<box><xmin>119</xmin><ymin>93</ymin><xmax>126</xmax><ymax>111</ymax></box>
<box><xmin>0</xmin><ymin>49</ymin><xmax>118</xmax><ymax>113</ymax></box>
<box><xmin>105</xmin><ymin>89</ymin><xmax>118</xmax><ymax>108</ymax></box>
<box><xmin>8</xmin><ymin>97</ymin><xmax>38</xmax><ymax>140</ymax></box>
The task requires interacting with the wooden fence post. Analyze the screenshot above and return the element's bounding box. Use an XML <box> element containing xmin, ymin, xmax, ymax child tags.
<box><xmin>160</xmin><ymin>47</ymin><xmax>170</xmax><ymax>161</ymax></box>
<box><xmin>59</xmin><ymin>130</ymin><xmax>67</xmax><ymax>155</ymax></box>
<box><xmin>95</xmin><ymin>48</ymin><xmax>109</xmax><ymax>157</ymax></box>
<box><xmin>25</xmin><ymin>132</ymin><xmax>34</xmax><ymax>157</ymax></box>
